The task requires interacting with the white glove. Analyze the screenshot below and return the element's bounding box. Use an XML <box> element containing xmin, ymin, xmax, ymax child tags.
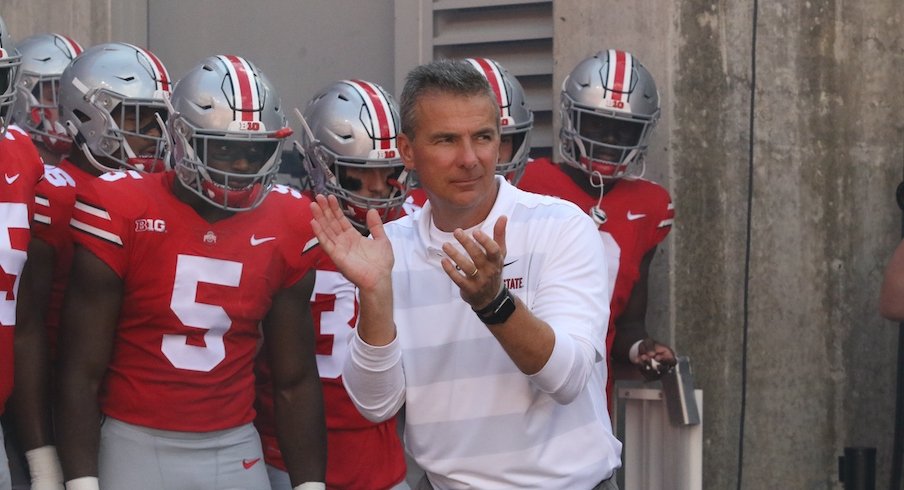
<box><xmin>64</xmin><ymin>477</ymin><xmax>99</xmax><ymax>490</ymax></box>
<box><xmin>293</xmin><ymin>483</ymin><xmax>326</xmax><ymax>490</ymax></box>
<box><xmin>25</xmin><ymin>446</ymin><xmax>64</xmax><ymax>490</ymax></box>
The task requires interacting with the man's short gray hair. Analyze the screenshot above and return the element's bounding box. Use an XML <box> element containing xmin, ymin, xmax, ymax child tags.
<box><xmin>399</xmin><ymin>59</ymin><xmax>498</xmax><ymax>138</ymax></box>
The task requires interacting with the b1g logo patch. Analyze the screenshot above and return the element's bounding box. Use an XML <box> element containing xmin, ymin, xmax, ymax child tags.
<box><xmin>135</xmin><ymin>218</ymin><xmax>167</xmax><ymax>233</ymax></box>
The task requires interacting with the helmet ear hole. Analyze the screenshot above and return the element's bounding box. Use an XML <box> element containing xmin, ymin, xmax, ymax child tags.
<box><xmin>72</xmin><ymin>109</ymin><xmax>91</xmax><ymax>123</ymax></box>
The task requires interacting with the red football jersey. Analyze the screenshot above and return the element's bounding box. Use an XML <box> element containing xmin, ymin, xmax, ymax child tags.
<box><xmin>70</xmin><ymin>171</ymin><xmax>321</xmax><ymax>431</ymax></box>
<box><xmin>32</xmin><ymin>160</ymin><xmax>92</xmax><ymax>357</ymax></box>
<box><xmin>255</xmin><ymin>190</ymin><xmax>406</xmax><ymax>489</ymax></box>
<box><xmin>0</xmin><ymin>125</ymin><xmax>45</xmax><ymax>414</ymax></box>
<box><xmin>403</xmin><ymin>187</ymin><xmax>428</xmax><ymax>215</ymax></box>
<box><xmin>519</xmin><ymin>158</ymin><xmax>673</xmax><ymax>398</ymax></box>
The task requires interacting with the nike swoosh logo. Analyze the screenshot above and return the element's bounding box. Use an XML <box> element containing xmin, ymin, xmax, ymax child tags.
<box><xmin>250</xmin><ymin>235</ymin><xmax>276</xmax><ymax>246</ymax></box>
<box><xmin>504</xmin><ymin>260</ymin><xmax>518</xmax><ymax>267</ymax></box>
<box><xmin>242</xmin><ymin>458</ymin><xmax>261</xmax><ymax>470</ymax></box>
<box><xmin>626</xmin><ymin>211</ymin><xmax>646</xmax><ymax>221</ymax></box>
<box><xmin>5</xmin><ymin>174</ymin><xmax>19</xmax><ymax>184</ymax></box>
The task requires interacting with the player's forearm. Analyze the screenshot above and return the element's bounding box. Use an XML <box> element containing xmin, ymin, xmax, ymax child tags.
<box><xmin>13</xmin><ymin>243</ymin><xmax>56</xmax><ymax>449</ymax></box>
<box><xmin>611</xmin><ymin>319</ymin><xmax>648</xmax><ymax>363</ymax></box>
<box><xmin>56</xmin><ymin>373</ymin><xmax>103</xmax><ymax>480</ymax></box>
<box><xmin>12</xmin><ymin>326</ymin><xmax>53</xmax><ymax>450</ymax></box>
<box><xmin>274</xmin><ymin>375</ymin><xmax>326</xmax><ymax>485</ymax></box>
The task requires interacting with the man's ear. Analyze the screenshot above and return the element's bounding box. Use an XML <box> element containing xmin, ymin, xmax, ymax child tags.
<box><xmin>399</xmin><ymin>133</ymin><xmax>415</xmax><ymax>171</ymax></box>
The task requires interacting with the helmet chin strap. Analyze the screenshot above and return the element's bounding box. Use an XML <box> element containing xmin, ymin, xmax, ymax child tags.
<box><xmin>66</xmin><ymin>120</ymin><xmax>112</xmax><ymax>173</ymax></box>
<box><xmin>588</xmin><ymin>170</ymin><xmax>607</xmax><ymax>225</ymax></box>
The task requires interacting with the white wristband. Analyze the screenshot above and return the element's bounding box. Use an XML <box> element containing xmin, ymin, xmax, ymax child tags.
<box><xmin>25</xmin><ymin>445</ymin><xmax>63</xmax><ymax>488</ymax></box>
<box><xmin>65</xmin><ymin>476</ymin><xmax>99</xmax><ymax>490</ymax></box>
<box><xmin>293</xmin><ymin>483</ymin><xmax>326</xmax><ymax>490</ymax></box>
<box><xmin>628</xmin><ymin>340</ymin><xmax>643</xmax><ymax>364</ymax></box>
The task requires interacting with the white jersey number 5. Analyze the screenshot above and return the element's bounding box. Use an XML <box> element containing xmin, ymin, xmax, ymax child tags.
<box><xmin>0</xmin><ymin>203</ymin><xmax>30</xmax><ymax>326</ymax></box>
<box><xmin>163</xmin><ymin>255</ymin><xmax>242</xmax><ymax>372</ymax></box>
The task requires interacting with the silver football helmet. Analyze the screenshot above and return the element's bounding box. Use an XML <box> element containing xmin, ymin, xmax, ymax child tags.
<box><xmin>297</xmin><ymin>79</ymin><xmax>409</xmax><ymax>231</ymax></box>
<box><xmin>0</xmin><ymin>15</ymin><xmax>22</xmax><ymax>134</ymax></box>
<box><xmin>560</xmin><ymin>49</ymin><xmax>660</xmax><ymax>180</ymax></box>
<box><xmin>465</xmin><ymin>58</ymin><xmax>533</xmax><ymax>184</ymax></box>
<box><xmin>12</xmin><ymin>33</ymin><xmax>83</xmax><ymax>153</ymax></box>
<box><xmin>169</xmin><ymin>55</ymin><xmax>291</xmax><ymax>212</ymax></box>
<box><xmin>58</xmin><ymin>42</ymin><xmax>172</xmax><ymax>173</ymax></box>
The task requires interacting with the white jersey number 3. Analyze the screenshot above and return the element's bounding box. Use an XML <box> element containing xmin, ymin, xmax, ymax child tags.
<box><xmin>313</xmin><ymin>270</ymin><xmax>357</xmax><ymax>379</ymax></box>
<box><xmin>163</xmin><ymin>255</ymin><xmax>242</xmax><ymax>372</ymax></box>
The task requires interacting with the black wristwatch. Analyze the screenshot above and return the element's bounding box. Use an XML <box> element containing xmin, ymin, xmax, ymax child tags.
<box><xmin>474</xmin><ymin>287</ymin><xmax>517</xmax><ymax>325</ymax></box>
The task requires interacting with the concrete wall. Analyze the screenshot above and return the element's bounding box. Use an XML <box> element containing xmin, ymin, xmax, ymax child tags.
<box><xmin>0</xmin><ymin>0</ymin><xmax>396</xmax><ymax>139</ymax></box>
<box><xmin>556</xmin><ymin>1</ymin><xmax>904</xmax><ymax>489</ymax></box>
<box><xmin>0</xmin><ymin>0</ymin><xmax>146</xmax><ymax>48</ymax></box>
<box><xmin>146</xmin><ymin>0</ymin><xmax>397</xmax><ymax>136</ymax></box>
<box><xmin>4</xmin><ymin>0</ymin><xmax>904</xmax><ymax>487</ymax></box>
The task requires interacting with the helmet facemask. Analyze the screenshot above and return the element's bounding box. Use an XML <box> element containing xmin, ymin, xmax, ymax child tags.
<box><xmin>560</xmin><ymin>98</ymin><xmax>655</xmax><ymax>180</ymax></box>
<box><xmin>172</xmin><ymin>116</ymin><xmax>285</xmax><ymax>212</ymax></box>
<box><xmin>301</xmin><ymin>138</ymin><xmax>409</xmax><ymax>232</ymax></box>
<box><xmin>87</xmin><ymin>93</ymin><xmax>170</xmax><ymax>173</ymax></box>
<box><xmin>22</xmin><ymin>77</ymin><xmax>71</xmax><ymax>153</ymax></box>
<box><xmin>12</xmin><ymin>34</ymin><xmax>83</xmax><ymax>153</ymax></box>
<box><xmin>70</xmin><ymin>90</ymin><xmax>170</xmax><ymax>173</ymax></box>
<box><xmin>0</xmin><ymin>50</ymin><xmax>21</xmax><ymax>134</ymax></box>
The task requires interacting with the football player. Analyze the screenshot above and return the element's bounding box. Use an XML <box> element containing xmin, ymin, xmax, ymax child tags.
<box><xmin>56</xmin><ymin>55</ymin><xmax>326</xmax><ymax>490</ymax></box>
<box><xmin>255</xmin><ymin>79</ymin><xmax>410</xmax><ymax>490</ymax></box>
<box><xmin>518</xmin><ymin>49</ymin><xmax>677</xmax><ymax>402</ymax></box>
<box><xmin>0</xmin><ymin>14</ymin><xmax>48</xmax><ymax>490</ymax></box>
<box><xmin>464</xmin><ymin>57</ymin><xmax>533</xmax><ymax>185</ymax></box>
<box><xmin>12</xmin><ymin>41</ymin><xmax>171</xmax><ymax>490</ymax></box>
<box><xmin>11</xmin><ymin>33</ymin><xmax>83</xmax><ymax>165</ymax></box>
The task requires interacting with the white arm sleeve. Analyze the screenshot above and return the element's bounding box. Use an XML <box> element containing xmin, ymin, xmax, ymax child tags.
<box><xmin>524</xmin><ymin>208</ymin><xmax>610</xmax><ymax>404</ymax></box>
<box><xmin>529</xmin><ymin>334</ymin><xmax>599</xmax><ymax>404</ymax></box>
<box><xmin>341</xmin><ymin>329</ymin><xmax>406</xmax><ymax>422</ymax></box>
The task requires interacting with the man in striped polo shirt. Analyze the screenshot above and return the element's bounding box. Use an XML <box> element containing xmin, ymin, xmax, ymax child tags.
<box><xmin>311</xmin><ymin>59</ymin><xmax>622</xmax><ymax>489</ymax></box>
